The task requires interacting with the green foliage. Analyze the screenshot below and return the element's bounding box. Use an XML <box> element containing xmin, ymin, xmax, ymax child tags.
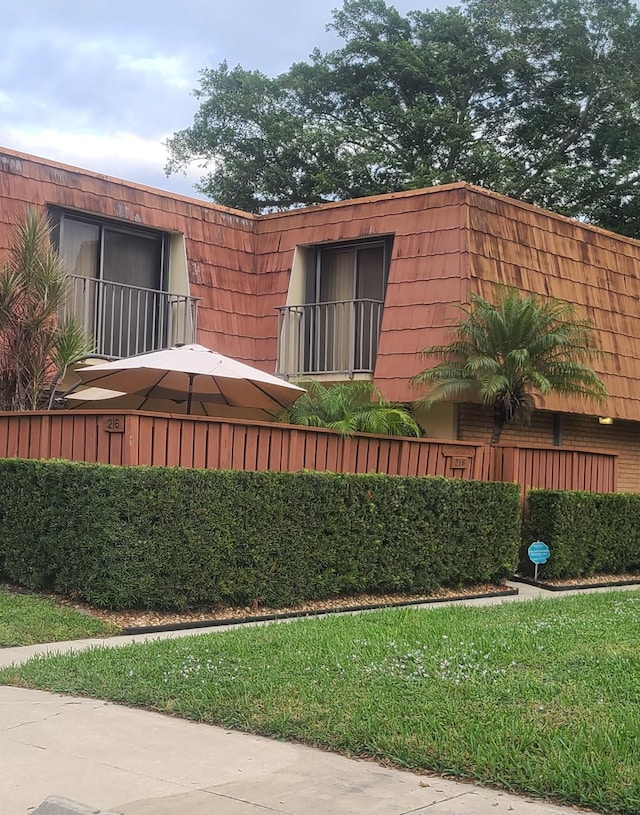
<box><xmin>526</xmin><ymin>490</ymin><xmax>640</xmax><ymax>579</ymax></box>
<box><xmin>165</xmin><ymin>0</ymin><xmax>640</xmax><ymax>236</ymax></box>
<box><xmin>411</xmin><ymin>290</ymin><xmax>606</xmax><ymax>444</ymax></box>
<box><xmin>0</xmin><ymin>588</ymin><xmax>118</xmax><ymax>646</ymax></box>
<box><xmin>0</xmin><ymin>209</ymin><xmax>92</xmax><ymax>410</ymax></box>
<box><xmin>0</xmin><ymin>459</ymin><xmax>520</xmax><ymax>610</ymax></box>
<box><xmin>281</xmin><ymin>380</ymin><xmax>421</xmax><ymax>436</ymax></box>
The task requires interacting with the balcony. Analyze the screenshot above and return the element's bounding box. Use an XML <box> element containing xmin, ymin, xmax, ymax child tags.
<box><xmin>276</xmin><ymin>299</ymin><xmax>384</xmax><ymax>378</ymax></box>
<box><xmin>63</xmin><ymin>274</ymin><xmax>199</xmax><ymax>358</ymax></box>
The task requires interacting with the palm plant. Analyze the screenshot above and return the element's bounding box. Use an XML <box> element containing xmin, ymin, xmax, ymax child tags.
<box><xmin>0</xmin><ymin>209</ymin><xmax>92</xmax><ymax>410</ymax></box>
<box><xmin>410</xmin><ymin>290</ymin><xmax>607</xmax><ymax>445</ymax></box>
<box><xmin>281</xmin><ymin>380</ymin><xmax>421</xmax><ymax>437</ymax></box>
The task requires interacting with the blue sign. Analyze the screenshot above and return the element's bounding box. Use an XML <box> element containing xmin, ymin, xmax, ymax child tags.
<box><xmin>528</xmin><ymin>541</ymin><xmax>550</xmax><ymax>565</ymax></box>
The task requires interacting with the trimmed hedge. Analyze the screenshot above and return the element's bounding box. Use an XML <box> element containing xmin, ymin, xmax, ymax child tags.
<box><xmin>0</xmin><ymin>459</ymin><xmax>520</xmax><ymax>610</ymax></box>
<box><xmin>526</xmin><ymin>489</ymin><xmax>640</xmax><ymax>579</ymax></box>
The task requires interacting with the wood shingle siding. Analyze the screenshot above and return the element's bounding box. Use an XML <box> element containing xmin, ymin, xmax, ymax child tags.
<box><xmin>2</xmin><ymin>146</ymin><xmax>640</xmax><ymax>425</ymax></box>
<box><xmin>464</xmin><ymin>188</ymin><xmax>640</xmax><ymax>423</ymax></box>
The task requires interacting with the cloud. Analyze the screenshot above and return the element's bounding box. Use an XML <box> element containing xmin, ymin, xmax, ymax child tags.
<box><xmin>115</xmin><ymin>54</ymin><xmax>193</xmax><ymax>91</ymax></box>
<box><xmin>0</xmin><ymin>31</ymin><xmax>200</xmax><ymax>136</ymax></box>
<box><xmin>1</xmin><ymin>0</ymin><xmax>448</xmax><ymax>195</ymax></box>
<box><xmin>2</xmin><ymin>126</ymin><xmax>205</xmax><ymax>198</ymax></box>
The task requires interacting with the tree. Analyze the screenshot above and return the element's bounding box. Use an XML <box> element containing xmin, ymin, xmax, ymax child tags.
<box><xmin>280</xmin><ymin>379</ymin><xmax>421</xmax><ymax>437</ymax></box>
<box><xmin>410</xmin><ymin>290</ymin><xmax>607</xmax><ymax>445</ymax></box>
<box><xmin>165</xmin><ymin>0</ymin><xmax>640</xmax><ymax>236</ymax></box>
<box><xmin>0</xmin><ymin>210</ymin><xmax>92</xmax><ymax>411</ymax></box>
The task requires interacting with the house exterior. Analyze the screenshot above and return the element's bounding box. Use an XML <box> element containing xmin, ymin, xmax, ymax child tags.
<box><xmin>2</xmin><ymin>145</ymin><xmax>640</xmax><ymax>490</ymax></box>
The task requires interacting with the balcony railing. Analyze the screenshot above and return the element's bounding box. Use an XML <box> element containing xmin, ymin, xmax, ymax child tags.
<box><xmin>63</xmin><ymin>275</ymin><xmax>199</xmax><ymax>358</ymax></box>
<box><xmin>276</xmin><ymin>299</ymin><xmax>384</xmax><ymax>378</ymax></box>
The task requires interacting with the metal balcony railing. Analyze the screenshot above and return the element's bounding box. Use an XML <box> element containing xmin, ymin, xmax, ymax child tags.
<box><xmin>276</xmin><ymin>299</ymin><xmax>384</xmax><ymax>378</ymax></box>
<box><xmin>63</xmin><ymin>275</ymin><xmax>199</xmax><ymax>358</ymax></box>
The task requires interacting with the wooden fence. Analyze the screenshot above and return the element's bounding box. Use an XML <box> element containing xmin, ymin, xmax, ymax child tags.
<box><xmin>0</xmin><ymin>410</ymin><xmax>618</xmax><ymax>494</ymax></box>
<box><xmin>490</xmin><ymin>443</ymin><xmax>617</xmax><ymax>495</ymax></box>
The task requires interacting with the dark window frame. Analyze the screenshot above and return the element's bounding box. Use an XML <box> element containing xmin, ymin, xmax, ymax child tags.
<box><xmin>303</xmin><ymin>236</ymin><xmax>393</xmax><ymax>305</ymax></box>
<box><xmin>48</xmin><ymin>206</ymin><xmax>169</xmax><ymax>292</ymax></box>
<box><xmin>49</xmin><ymin>206</ymin><xmax>171</xmax><ymax>357</ymax></box>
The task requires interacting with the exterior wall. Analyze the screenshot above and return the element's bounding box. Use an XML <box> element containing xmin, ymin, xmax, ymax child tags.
<box><xmin>458</xmin><ymin>404</ymin><xmax>556</xmax><ymax>448</ymax></box>
<box><xmin>464</xmin><ymin>187</ymin><xmax>640</xmax><ymax>423</ymax></box>
<box><xmin>0</xmin><ymin>147</ymin><xmax>259</xmax><ymax>364</ymax></box>
<box><xmin>458</xmin><ymin>403</ymin><xmax>639</xmax><ymax>493</ymax></box>
<box><xmin>414</xmin><ymin>401</ymin><xmax>457</xmax><ymax>440</ymax></box>
<box><xmin>254</xmin><ymin>186</ymin><xmax>468</xmax><ymax>398</ymax></box>
<box><xmin>562</xmin><ymin>415</ymin><xmax>639</xmax><ymax>494</ymax></box>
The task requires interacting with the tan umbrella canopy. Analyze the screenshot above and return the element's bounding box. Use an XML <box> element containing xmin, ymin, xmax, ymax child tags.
<box><xmin>66</xmin><ymin>344</ymin><xmax>305</xmax><ymax>416</ymax></box>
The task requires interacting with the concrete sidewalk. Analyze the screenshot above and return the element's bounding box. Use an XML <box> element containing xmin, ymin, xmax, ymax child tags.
<box><xmin>2</xmin><ymin>686</ymin><xmax>583</xmax><ymax>815</ymax></box>
<box><xmin>3</xmin><ymin>580</ymin><xmax>632</xmax><ymax>815</ymax></box>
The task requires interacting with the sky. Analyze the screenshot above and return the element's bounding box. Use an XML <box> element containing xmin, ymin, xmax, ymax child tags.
<box><xmin>0</xmin><ymin>1</ymin><xmax>450</xmax><ymax>200</ymax></box>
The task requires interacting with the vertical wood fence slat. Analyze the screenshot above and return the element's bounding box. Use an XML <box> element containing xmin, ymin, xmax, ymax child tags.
<box><xmin>70</xmin><ymin>416</ymin><xmax>84</xmax><ymax>462</ymax></box>
<box><xmin>151</xmin><ymin>418</ymin><xmax>168</xmax><ymax>466</ymax></box>
<box><xmin>314</xmin><ymin>434</ymin><xmax>326</xmax><ymax>470</ymax></box>
<box><xmin>192</xmin><ymin>423</ymin><xmax>208</xmax><ymax>469</ymax></box>
<box><xmin>205</xmin><ymin>423</ymin><xmax>221</xmax><ymax>469</ymax></box>
<box><xmin>28</xmin><ymin>414</ymin><xmax>42</xmax><ymax>459</ymax></box>
<box><xmin>287</xmin><ymin>430</ymin><xmax>305</xmax><ymax>472</ymax></box>
<box><xmin>243</xmin><ymin>426</ymin><xmax>259</xmax><ymax>470</ymax></box>
<box><xmin>165</xmin><ymin>420</ymin><xmax>181</xmax><ymax>466</ymax></box>
<box><xmin>255</xmin><ymin>426</ymin><xmax>270</xmax><ymax>472</ymax></box>
<box><xmin>5</xmin><ymin>418</ymin><xmax>18</xmax><ymax>458</ymax></box>
<box><xmin>17</xmin><ymin>416</ymin><xmax>30</xmax><ymax>458</ymax></box>
<box><xmin>232</xmin><ymin>426</ymin><xmax>246</xmax><ymax>470</ymax></box>
<box><xmin>137</xmin><ymin>416</ymin><xmax>154</xmax><ymax>465</ymax></box>
<box><xmin>178</xmin><ymin>420</ymin><xmax>195</xmax><ymax>468</ymax></box>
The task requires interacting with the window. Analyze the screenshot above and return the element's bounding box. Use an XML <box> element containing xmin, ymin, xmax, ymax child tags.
<box><xmin>303</xmin><ymin>238</ymin><xmax>391</xmax><ymax>373</ymax></box>
<box><xmin>50</xmin><ymin>208</ymin><xmax>169</xmax><ymax>357</ymax></box>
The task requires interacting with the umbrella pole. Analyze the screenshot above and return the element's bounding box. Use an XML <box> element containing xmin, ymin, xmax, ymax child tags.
<box><xmin>186</xmin><ymin>373</ymin><xmax>195</xmax><ymax>415</ymax></box>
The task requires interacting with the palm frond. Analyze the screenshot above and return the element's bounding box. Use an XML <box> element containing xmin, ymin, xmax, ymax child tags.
<box><xmin>281</xmin><ymin>380</ymin><xmax>421</xmax><ymax>437</ymax></box>
<box><xmin>0</xmin><ymin>209</ymin><xmax>92</xmax><ymax>410</ymax></box>
<box><xmin>411</xmin><ymin>288</ymin><xmax>607</xmax><ymax>440</ymax></box>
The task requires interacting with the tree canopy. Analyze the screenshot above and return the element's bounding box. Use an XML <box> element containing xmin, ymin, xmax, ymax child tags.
<box><xmin>410</xmin><ymin>290</ymin><xmax>607</xmax><ymax>445</ymax></box>
<box><xmin>166</xmin><ymin>0</ymin><xmax>640</xmax><ymax>236</ymax></box>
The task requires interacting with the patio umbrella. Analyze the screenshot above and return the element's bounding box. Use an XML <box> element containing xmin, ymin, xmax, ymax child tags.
<box><xmin>65</xmin><ymin>385</ymin><xmax>283</xmax><ymax>421</ymax></box>
<box><xmin>68</xmin><ymin>344</ymin><xmax>305</xmax><ymax>416</ymax></box>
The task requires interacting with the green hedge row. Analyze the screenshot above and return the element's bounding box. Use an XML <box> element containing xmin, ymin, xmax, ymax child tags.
<box><xmin>525</xmin><ymin>490</ymin><xmax>640</xmax><ymax>578</ymax></box>
<box><xmin>0</xmin><ymin>459</ymin><xmax>521</xmax><ymax>610</ymax></box>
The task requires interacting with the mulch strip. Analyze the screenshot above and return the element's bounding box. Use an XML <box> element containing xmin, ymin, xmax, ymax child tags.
<box><xmin>511</xmin><ymin>573</ymin><xmax>640</xmax><ymax>592</ymax></box>
<box><xmin>1</xmin><ymin>582</ymin><xmax>517</xmax><ymax>634</ymax></box>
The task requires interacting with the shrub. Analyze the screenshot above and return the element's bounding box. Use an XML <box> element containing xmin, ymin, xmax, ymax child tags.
<box><xmin>525</xmin><ymin>489</ymin><xmax>640</xmax><ymax>579</ymax></box>
<box><xmin>0</xmin><ymin>459</ymin><xmax>520</xmax><ymax>609</ymax></box>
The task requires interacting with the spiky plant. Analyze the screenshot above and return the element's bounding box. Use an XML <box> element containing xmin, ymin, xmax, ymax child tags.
<box><xmin>410</xmin><ymin>290</ymin><xmax>607</xmax><ymax>445</ymax></box>
<box><xmin>0</xmin><ymin>209</ymin><xmax>92</xmax><ymax>410</ymax></box>
<box><xmin>281</xmin><ymin>380</ymin><xmax>421</xmax><ymax>437</ymax></box>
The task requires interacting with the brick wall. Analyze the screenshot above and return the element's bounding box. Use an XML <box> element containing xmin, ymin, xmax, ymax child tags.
<box><xmin>458</xmin><ymin>403</ymin><xmax>639</xmax><ymax>493</ymax></box>
<box><xmin>457</xmin><ymin>404</ymin><xmax>555</xmax><ymax>448</ymax></box>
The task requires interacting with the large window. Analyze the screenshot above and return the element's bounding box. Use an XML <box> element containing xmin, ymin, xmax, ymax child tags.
<box><xmin>50</xmin><ymin>209</ymin><xmax>168</xmax><ymax>357</ymax></box>
<box><xmin>303</xmin><ymin>238</ymin><xmax>391</xmax><ymax>373</ymax></box>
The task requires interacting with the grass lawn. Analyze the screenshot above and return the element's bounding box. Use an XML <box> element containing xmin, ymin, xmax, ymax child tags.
<box><xmin>0</xmin><ymin>588</ymin><xmax>119</xmax><ymax>646</ymax></box>
<box><xmin>2</xmin><ymin>592</ymin><xmax>640</xmax><ymax>813</ymax></box>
